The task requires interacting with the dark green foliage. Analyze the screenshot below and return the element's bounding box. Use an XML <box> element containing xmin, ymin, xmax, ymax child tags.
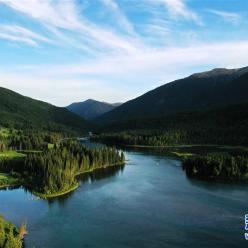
<box><xmin>0</xmin><ymin>87</ymin><xmax>91</xmax><ymax>134</ymax></box>
<box><xmin>0</xmin><ymin>141</ymin><xmax>125</xmax><ymax>195</ymax></box>
<box><xmin>95</xmin><ymin>102</ymin><xmax>248</xmax><ymax>146</ymax></box>
<box><xmin>96</xmin><ymin>68</ymin><xmax>248</xmax><ymax>125</ymax></box>
<box><xmin>182</xmin><ymin>153</ymin><xmax>248</xmax><ymax>180</ymax></box>
<box><xmin>0</xmin><ymin>216</ymin><xmax>23</xmax><ymax>248</ymax></box>
<box><xmin>0</xmin><ymin>128</ymin><xmax>74</xmax><ymax>151</ymax></box>
<box><xmin>24</xmin><ymin>141</ymin><xmax>125</xmax><ymax>194</ymax></box>
<box><xmin>94</xmin><ymin>131</ymin><xmax>187</xmax><ymax>146</ymax></box>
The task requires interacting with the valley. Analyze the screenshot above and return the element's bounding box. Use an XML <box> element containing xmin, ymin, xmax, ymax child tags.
<box><xmin>1</xmin><ymin>66</ymin><xmax>248</xmax><ymax>247</ymax></box>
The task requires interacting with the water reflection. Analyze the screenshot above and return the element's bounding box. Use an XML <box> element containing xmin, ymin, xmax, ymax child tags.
<box><xmin>77</xmin><ymin>164</ymin><xmax>125</xmax><ymax>183</ymax></box>
<box><xmin>47</xmin><ymin>164</ymin><xmax>125</xmax><ymax>205</ymax></box>
<box><xmin>0</xmin><ymin>185</ymin><xmax>21</xmax><ymax>191</ymax></box>
<box><xmin>1</xmin><ymin>145</ymin><xmax>248</xmax><ymax>248</ymax></box>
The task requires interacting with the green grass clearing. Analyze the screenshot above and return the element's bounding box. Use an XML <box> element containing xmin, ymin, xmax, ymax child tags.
<box><xmin>0</xmin><ymin>151</ymin><xmax>26</xmax><ymax>158</ymax></box>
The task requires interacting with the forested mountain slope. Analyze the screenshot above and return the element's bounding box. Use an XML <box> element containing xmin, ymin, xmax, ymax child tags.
<box><xmin>97</xmin><ymin>67</ymin><xmax>248</xmax><ymax>125</ymax></box>
<box><xmin>0</xmin><ymin>87</ymin><xmax>91</xmax><ymax>133</ymax></box>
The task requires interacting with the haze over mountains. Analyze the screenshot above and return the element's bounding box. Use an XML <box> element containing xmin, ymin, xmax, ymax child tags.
<box><xmin>66</xmin><ymin>99</ymin><xmax>122</xmax><ymax>120</ymax></box>
<box><xmin>97</xmin><ymin>66</ymin><xmax>248</xmax><ymax>125</ymax></box>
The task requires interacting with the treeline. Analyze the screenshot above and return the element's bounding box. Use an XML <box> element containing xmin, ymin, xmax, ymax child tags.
<box><xmin>94</xmin><ymin>120</ymin><xmax>248</xmax><ymax>146</ymax></box>
<box><xmin>96</xmin><ymin>102</ymin><xmax>248</xmax><ymax>146</ymax></box>
<box><xmin>182</xmin><ymin>153</ymin><xmax>248</xmax><ymax>180</ymax></box>
<box><xmin>0</xmin><ymin>216</ymin><xmax>23</xmax><ymax>248</ymax></box>
<box><xmin>0</xmin><ymin>141</ymin><xmax>125</xmax><ymax>195</ymax></box>
<box><xmin>0</xmin><ymin>129</ymin><xmax>67</xmax><ymax>152</ymax></box>
<box><xmin>93</xmin><ymin>131</ymin><xmax>189</xmax><ymax>147</ymax></box>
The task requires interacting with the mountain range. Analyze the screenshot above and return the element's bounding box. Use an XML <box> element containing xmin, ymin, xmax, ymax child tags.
<box><xmin>66</xmin><ymin>99</ymin><xmax>122</xmax><ymax>120</ymax></box>
<box><xmin>1</xmin><ymin>66</ymin><xmax>248</xmax><ymax>134</ymax></box>
<box><xmin>96</xmin><ymin>66</ymin><xmax>248</xmax><ymax>126</ymax></box>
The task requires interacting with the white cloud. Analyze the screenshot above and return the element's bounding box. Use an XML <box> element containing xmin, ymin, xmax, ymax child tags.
<box><xmin>0</xmin><ymin>0</ymin><xmax>247</xmax><ymax>106</ymax></box>
<box><xmin>0</xmin><ymin>0</ymin><xmax>142</xmax><ymax>54</ymax></box>
<box><xmin>0</xmin><ymin>70</ymin><xmax>131</xmax><ymax>106</ymax></box>
<box><xmin>150</xmin><ymin>0</ymin><xmax>202</xmax><ymax>24</ymax></box>
<box><xmin>0</xmin><ymin>24</ymin><xmax>51</xmax><ymax>46</ymax></box>
<box><xmin>100</xmin><ymin>0</ymin><xmax>136</xmax><ymax>35</ymax></box>
<box><xmin>2</xmin><ymin>39</ymin><xmax>248</xmax><ymax>105</ymax></box>
<box><xmin>23</xmin><ymin>40</ymin><xmax>248</xmax><ymax>77</ymax></box>
<box><xmin>208</xmin><ymin>9</ymin><xmax>241</xmax><ymax>24</ymax></box>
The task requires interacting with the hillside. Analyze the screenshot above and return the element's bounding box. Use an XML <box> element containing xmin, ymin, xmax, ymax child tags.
<box><xmin>0</xmin><ymin>87</ymin><xmax>91</xmax><ymax>134</ymax></box>
<box><xmin>67</xmin><ymin>99</ymin><xmax>121</xmax><ymax>120</ymax></box>
<box><xmin>97</xmin><ymin>66</ymin><xmax>248</xmax><ymax>125</ymax></box>
<box><xmin>97</xmin><ymin>101</ymin><xmax>248</xmax><ymax>146</ymax></box>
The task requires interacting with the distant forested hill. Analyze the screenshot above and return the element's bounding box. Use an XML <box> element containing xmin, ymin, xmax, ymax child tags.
<box><xmin>67</xmin><ymin>99</ymin><xmax>121</xmax><ymax>120</ymax></box>
<box><xmin>97</xmin><ymin>101</ymin><xmax>248</xmax><ymax>146</ymax></box>
<box><xmin>0</xmin><ymin>87</ymin><xmax>91</xmax><ymax>134</ymax></box>
<box><xmin>97</xmin><ymin>66</ymin><xmax>248</xmax><ymax>125</ymax></box>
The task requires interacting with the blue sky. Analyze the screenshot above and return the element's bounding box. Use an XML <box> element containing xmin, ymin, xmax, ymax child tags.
<box><xmin>0</xmin><ymin>0</ymin><xmax>248</xmax><ymax>106</ymax></box>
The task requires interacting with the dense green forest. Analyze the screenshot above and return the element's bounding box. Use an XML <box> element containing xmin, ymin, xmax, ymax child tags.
<box><xmin>94</xmin><ymin>101</ymin><xmax>248</xmax><ymax>146</ymax></box>
<box><xmin>0</xmin><ymin>87</ymin><xmax>91</xmax><ymax>134</ymax></box>
<box><xmin>96</xmin><ymin>67</ymin><xmax>248</xmax><ymax>125</ymax></box>
<box><xmin>0</xmin><ymin>128</ymin><xmax>66</xmax><ymax>151</ymax></box>
<box><xmin>0</xmin><ymin>141</ymin><xmax>125</xmax><ymax>197</ymax></box>
<box><xmin>0</xmin><ymin>216</ymin><xmax>25</xmax><ymax>248</ymax></box>
<box><xmin>182</xmin><ymin>152</ymin><xmax>248</xmax><ymax>180</ymax></box>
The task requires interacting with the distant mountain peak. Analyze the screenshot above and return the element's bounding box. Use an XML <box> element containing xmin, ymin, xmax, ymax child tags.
<box><xmin>67</xmin><ymin>99</ymin><xmax>122</xmax><ymax>120</ymax></box>
<box><xmin>84</xmin><ymin>99</ymin><xmax>96</xmax><ymax>102</ymax></box>
<box><xmin>190</xmin><ymin>66</ymin><xmax>248</xmax><ymax>79</ymax></box>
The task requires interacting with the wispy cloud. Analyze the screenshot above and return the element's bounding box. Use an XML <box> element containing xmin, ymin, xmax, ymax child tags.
<box><xmin>100</xmin><ymin>0</ymin><xmax>136</xmax><ymax>35</ymax></box>
<box><xmin>137</xmin><ymin>23</ymin><xmax>170</xmax><ymax>47</ymax></box>
<box><xmin>3</xmin><ymin>39</ymin><xmax>248</xmax><ymax>105</ymax></box>
<box><xmin>0</xmin><ymin>0</ymin><xmax>142</xmax><ymax>54</ymax></box>
<box><xmin>0</xmin><ymin>24</ymin><xmax>51</xmax><ymax>46</ymax></box>
<box><xmin>150</xmin><ymin>0</ymin><xmax>202</xmax><ymax>24</ymax></box>
<box><xmin>32</xmin><ymin>40</ymin><xmax>248</xmax><ymax>77</ymax></box>
<box><xmin>0</xmin><ymin>0</ymin><xmax>247</xmax><ymax>105</ymax></box>
<box><xmin>208</xmin><ymin>9</ymin><xmax>241</xmax><ymax>24</ymax></box>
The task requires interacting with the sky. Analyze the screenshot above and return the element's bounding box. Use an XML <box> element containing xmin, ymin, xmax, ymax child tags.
<box><xmin>0</xmin><ymin>0</ymin><xmax>248</xmax><ymax>106</ymax></box>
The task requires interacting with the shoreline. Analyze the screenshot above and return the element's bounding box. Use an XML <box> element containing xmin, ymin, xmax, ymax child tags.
<box><xmin>0</xmin><ymin>162</ymin><xmax>125</xmax><ymax>199</ymax></box>
<box><xmin>75</xmin><ymin>162</ymin><xmax>125</xmax><ymax>176</ymax></box>
<box><xmin>0</xmin><ymin>183</ymin><xmax>21</xmax><ymax>189</ymax></box>
<box><xmin>94</xmin><ymin>139</ymin><xmax>248</xmax><ymax>150</ymax></box>
<box><xmin>33</xmin><ymin>183</ymin><xmax>80</xmax><ymax>199</ymax></box>
<box><xmin>124</xmin><ymin>144</ymin><xmax>248</xmax><ymax>149</ymax></box>
<box><xmin>33</xmin><ymin>162</ymin><xmax>125</xmax><ymax>199</ymax></box>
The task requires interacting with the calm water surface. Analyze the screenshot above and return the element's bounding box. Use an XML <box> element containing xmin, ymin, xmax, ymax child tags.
<box><xmin>0</xmin><ymin>148</ymin><xmax>247</xmax><ymax>248</ymax></box>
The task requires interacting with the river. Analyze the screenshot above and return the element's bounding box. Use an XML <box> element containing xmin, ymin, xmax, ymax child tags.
<box><xmin>0</xmin><ymin>147</ymin><xmax>247</xmax><ymax>247</ymax></box>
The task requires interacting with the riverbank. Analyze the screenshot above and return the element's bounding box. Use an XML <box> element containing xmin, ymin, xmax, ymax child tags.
<box><xmin>1</xmin><ymin>148</ymin><xmax>247</xmax><ymax>248</ymax></box>
<box><xmin>99</xmin><ymin>141</ymin><xmax>248</xmax><ymax>182</ymax></box>
<box><xmin>35</xmin><ymin>162</ymin><xmax>125</xmax><ymax>199</ymax></box>
<box><xmin>6</xmin><ymin>162</ymin><xmax>125</xmax><ymax>200</ymax></box>
<box><xmin>0</xmin><ymin>173</ymin><xmax>22</xmax><ymax>189</ymax></box>
<box><xmin>33</xmin><ymin>183</ymin><xmax>80</xmax><ymax>199</ymax></box>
